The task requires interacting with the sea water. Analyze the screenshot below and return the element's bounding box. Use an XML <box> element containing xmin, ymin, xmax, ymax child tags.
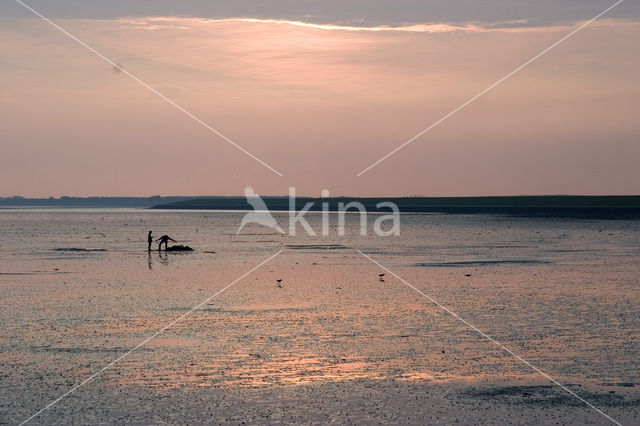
<box><xmin>1</xmin><ymin>209</ymin><xmax>638</xmax><ymax>422</ymax></box>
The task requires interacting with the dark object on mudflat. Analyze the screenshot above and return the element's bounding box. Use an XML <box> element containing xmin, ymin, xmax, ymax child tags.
<box><xmin>165</xmin><ymin>245</ymin><xmax>194</xmax><ymax>252</ymax></box>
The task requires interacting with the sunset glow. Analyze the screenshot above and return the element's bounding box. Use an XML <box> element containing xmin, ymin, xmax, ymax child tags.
<box><xmin>1</xmin><ymin>9</ymin><xmax>639</xmax><ymax>197</ymax></box>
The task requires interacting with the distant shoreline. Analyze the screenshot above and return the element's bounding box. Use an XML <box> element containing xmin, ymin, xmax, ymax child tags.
<box><xmin>2</xmin><ymin>195</ymin><xmax>640</xmax><ymax>218</ymax></box>
<box><xmin>151</xmin><ymin>195</ymin><xmax>640</xmax><ymax>219</ymax></box>
<box><xmin>0</xmin><ymin>196</ymin><xmax>208</xmax><ymax>209</ymax></box>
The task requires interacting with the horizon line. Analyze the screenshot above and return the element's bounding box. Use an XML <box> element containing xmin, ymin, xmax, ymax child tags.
<box><xmin>3</xmin><ymin>194</ymin><xmax>640</xmax><ymax>200</ymax></box>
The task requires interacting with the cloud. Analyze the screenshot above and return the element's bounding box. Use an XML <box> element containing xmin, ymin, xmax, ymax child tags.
<box><xmin>1</xmin><ymin>14</ymin><xmax>639</xmax><ymax>196</ymax></box>
<box><xmin>118</xmin><ymin>16</ymin><xmax>635</xmax><ymax>34</ymax></box>
<box><xmin>2</xmin><ymin>0</ymin><xmax>639</xmax><ymax>27</ymax></box>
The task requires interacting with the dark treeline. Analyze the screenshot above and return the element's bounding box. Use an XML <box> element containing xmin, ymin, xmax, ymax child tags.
<box><xmin>3</xmin><ymin>195</ymin><xmax>640</xmax><ymax>218</ymax></box>
<box><xmin>151</xmin><ymin>195</ymin><xmax>640</xmax><ymax>219</ymax></box>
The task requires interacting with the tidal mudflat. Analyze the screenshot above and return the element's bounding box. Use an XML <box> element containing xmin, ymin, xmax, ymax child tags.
<box><xmin>1</xmin><ymin>210</ymin><xmax>638</xmax><ymax>424</ymax></box>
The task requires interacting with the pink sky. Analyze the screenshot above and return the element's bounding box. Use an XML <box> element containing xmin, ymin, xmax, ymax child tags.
<box><xmin>1</xmin><ymin>17</ymin><xmax>638</xmax><ymax>197</ymax></box>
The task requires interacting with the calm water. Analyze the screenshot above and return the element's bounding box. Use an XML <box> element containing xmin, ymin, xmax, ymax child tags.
<box><xmin>1</xmin><ymin>209</ymin><xmax>639</xmax><ymax>423</ymax></box>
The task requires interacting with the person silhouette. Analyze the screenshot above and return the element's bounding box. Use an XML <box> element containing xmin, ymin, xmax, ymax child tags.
<box><xmin>147</xmin><ymin>231</ymin><xmax>153</xmax><ymax>251</ymax></box>
<box><xmin>156</xmin><ymin>235</ymin><xmax>176</xmax><ymax>251</ymax></box>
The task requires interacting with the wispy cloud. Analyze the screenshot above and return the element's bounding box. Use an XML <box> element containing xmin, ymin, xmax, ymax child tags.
<box><xmin>118</xmin><ymin>16</ymin><xmax>634</xmax><ymax>34</ymax></box>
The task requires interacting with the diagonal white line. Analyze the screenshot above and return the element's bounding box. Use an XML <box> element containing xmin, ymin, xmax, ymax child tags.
<box><xmin>356</xmin><ymin>0</ymin><xmax>626</xmax><ymax>176</ymax></box>
<box><xmin>18</xmin><ymin>250</ymin><xmax>282</xmax><ymax>425</ymax></box>
<box><xmin>356</xmin><ymin>249</ymin><xmax>622</xmax><ymax>425</ymax></box>
<box><xmin>14</xmin><ymin>0</ymin><xmax>283</xmax><ymax>177</ymax></box>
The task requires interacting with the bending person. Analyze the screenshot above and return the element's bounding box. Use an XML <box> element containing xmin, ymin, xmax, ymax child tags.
<box><xmin>156</xmin><ymin>235</ymin><xmax>176</xmax><ymax>251</ymax></box>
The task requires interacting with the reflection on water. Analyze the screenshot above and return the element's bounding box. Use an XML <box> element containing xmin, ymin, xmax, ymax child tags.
<box><xmin>157</xmin><ymin>251</ymin><xmax>169</xmax><ymax>266</ymax></box>
<box><xmin>0</xmin><ymin>209</ymin><xmax>639</xmax><ymax>419</ymax></box>
<box><xmin>147</xmin><ymin>251</ymin><xmax>172</xmax><ymax>269</ymax></box>
<box><xmin>120</xmin><ymin>352</ymin><xmax>387</xmax><ymax>389</ymax></box>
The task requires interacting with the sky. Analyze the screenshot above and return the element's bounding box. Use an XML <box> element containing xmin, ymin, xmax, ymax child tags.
<box><xmin>1</xmin><ymin>0</ymin><xmax>639</xmax><ymax>197</ymax></box>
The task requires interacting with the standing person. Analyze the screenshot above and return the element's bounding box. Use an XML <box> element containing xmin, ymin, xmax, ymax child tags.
<box><xmin>156</xmin><ymin>235</ymin><xmax>176</xmax><ymax>251</ymax></box>
<box><xmin>147</xmin><ymin>231</ymin><xmax>153</xmax><ymax>252</ymax></box>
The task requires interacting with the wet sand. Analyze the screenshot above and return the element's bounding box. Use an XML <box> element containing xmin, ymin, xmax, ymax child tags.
<box><xmin>1</xmin><ymin>211</ymin><xmax>639</xmax><ymax>424</ymax></box>
<box><xmin>7</xmin><ymin>379</ymin><xmax>639</xmax><ymax>425</ymax></box>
